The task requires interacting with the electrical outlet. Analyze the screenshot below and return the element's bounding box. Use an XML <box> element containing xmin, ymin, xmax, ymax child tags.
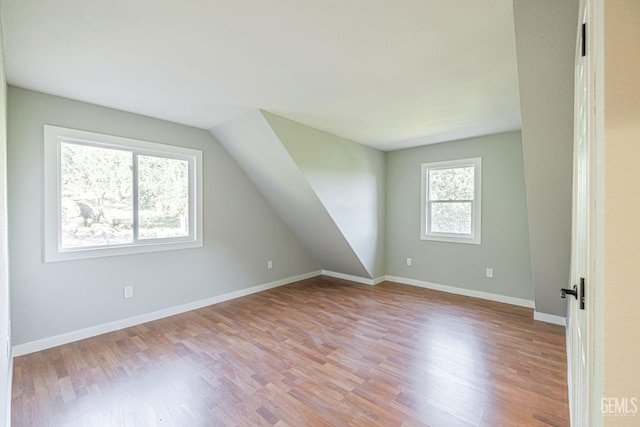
<box><xmin>486</xmin><ymin>268</ymin><xmax>494</xmax><ymax>278</ymax></box>
<box><xmin>124</xmin><ymin>285</ymin><xmax>134</xmax><ymax>298</ymax></box>
<box><xmin>406</xmin><ymin>258</ymin><xmax>412</xmax><ymax>266</ymax></box>
<box><xmin>267</xmin><ymin>260</ymin><xmax>273</xmax><ymax>269</ymax></box>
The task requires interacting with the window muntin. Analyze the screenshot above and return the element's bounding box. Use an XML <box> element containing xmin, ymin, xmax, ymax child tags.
<box><xmin>421</xmin><ymin>158</ymin><xmax>481</xmax><ymax>244</ymax></box>
<box><xmin>45</xmin><ymin>125</ymin><xmax>203</xmax><ymax>261</ymax></box>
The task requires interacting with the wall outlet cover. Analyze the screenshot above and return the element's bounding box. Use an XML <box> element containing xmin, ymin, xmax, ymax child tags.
<box><xmin>124</xmin><ymin>286</ymin><xmax>134</xmax><ymax>298</ymax></box>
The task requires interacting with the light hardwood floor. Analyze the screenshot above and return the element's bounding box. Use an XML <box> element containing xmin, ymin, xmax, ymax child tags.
<box><xmin>12</xmin><ymin>276</ymin><xmax>569</xmax><ymax>426</ymax></box>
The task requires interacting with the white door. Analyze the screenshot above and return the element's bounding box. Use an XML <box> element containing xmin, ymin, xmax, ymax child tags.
<box><xmin>568</xmin><ymin>1</ymin><xmax>592</xmax><ymax>425</ymax></box>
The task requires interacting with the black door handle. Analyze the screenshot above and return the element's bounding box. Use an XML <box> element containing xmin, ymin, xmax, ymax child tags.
<box><xmin>561</xmin><ymin>285</ymin><xmax>578</xmax><ymax>300</ymax></box>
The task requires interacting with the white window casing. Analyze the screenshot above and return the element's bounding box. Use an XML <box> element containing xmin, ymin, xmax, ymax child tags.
<box><xmin>421</xmin><ymin>157</ymin><xmax>481</xmax><ymax>244</ymax></box>
<box><xmin>44</xmin><ymin>125</ymin><xmax>203</xmax><ymax>262</ymax></box>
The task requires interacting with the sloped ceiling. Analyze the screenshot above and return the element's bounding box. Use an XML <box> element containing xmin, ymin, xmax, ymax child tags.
<box><xmin>211</xmin><ymin>110</ymin><xmax>373</xmax><ymax>278</ymax></box>
<box><xmin>1</xmin><ymin>0</ymin><xmax>521</xmax><ymax>150</ymax></box>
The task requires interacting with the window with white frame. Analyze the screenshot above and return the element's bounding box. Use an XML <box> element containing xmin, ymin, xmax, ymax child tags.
<box><xmin>44</xmin><ymin>125</ymin><xmax>203</xmax><ymax>262</ymax></box>
<box><xmin>421</xmin><ymin>158</ymin><xmax>481</xmax><ymax>244</ymax></box>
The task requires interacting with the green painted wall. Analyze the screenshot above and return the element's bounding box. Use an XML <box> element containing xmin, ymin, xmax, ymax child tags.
<box><xmin>513</xmin><ymin>0</ymin><xmax>577</xmax><ymax>316</ymax></box>
<box><xmin>385</xmin><ymin>131</ymin><xmax>534</xmax><ymax>301</ymax></box>
<box><xmin>7</xmin><ymin>88</ymin><xmax>318</xmax><ymax>346</ymax></box>
<box><xmin>0</xmin><ymin>17</ymin><xmax>11</xmax><ymax>425</ymax></box>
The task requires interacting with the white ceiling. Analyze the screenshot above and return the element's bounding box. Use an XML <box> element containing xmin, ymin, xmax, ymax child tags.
<box><xmin>1</xmin><ymin>0</ymin><xmax>522</xmax><ymax>151</ymax></box>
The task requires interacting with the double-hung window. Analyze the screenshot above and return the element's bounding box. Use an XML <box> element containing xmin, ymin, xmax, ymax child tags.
<box><xmin>44</xmin><ymin>125</ymin><xmax>203</xmax><ymax>262</ymax></box>
<box><xmin>421</xmin><ymin>157</ymin><xmax>481</xmax><ymax>244</ymax></box>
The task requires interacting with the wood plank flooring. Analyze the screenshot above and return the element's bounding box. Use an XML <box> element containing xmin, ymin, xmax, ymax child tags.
<box><xmin>12</xmin><ymin>276</ymin><xmax>569</xmax><ymax>426</ymax></box>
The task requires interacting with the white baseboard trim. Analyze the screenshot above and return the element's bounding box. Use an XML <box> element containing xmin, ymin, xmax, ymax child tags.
<box><xmin>372</xmin><ymin>276</ymin><xmax>386</xmax><ymax>285</ymax></box>
<box><xmin>321</xmin><ymin>270</ymin><xmax>376</xmax><ymax>286</ymax></box>
<box><xmin>534</xmin><ymin>311</ymin><xmax>567</xmax><ymax>326</ymax></box>
<box><xmin>385</xmin><ymin>275</ymin><xmax>536</xmax><ymax>309</ymax></box>
<box><xmin>12</xmin><ymin>270</ymin><xmax>322</xmax><ymax>357</ymax></box>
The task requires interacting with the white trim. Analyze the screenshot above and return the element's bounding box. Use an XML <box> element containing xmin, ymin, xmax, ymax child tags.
<box><xmin>421</xmin><ymin>157</ymin><xmax>482</xmax><ymax>245</ymax></box>
<box><xmin>534</xmin><ymin>311</ymin><xmax>567</xmax><ymax>326</ymax></box>
<box><xmin>13</xmin><ymin>270</ymin><xmax>565</xmax><ymax>356</ymax></box>
<box><xmin>43</xmin><ymin>124</ymin><xmax>204</xmax><ymax>262</ymax></box>
<box><xmin>321</xmin><ymin>270</ymin><xmax>376</xmax><ymax>286</ymax></box>
<box><xmin>385</xmin><ymin>275</ymin><xmax>535</xmax><ymax>308</ymax></box>
<box><xmin>372</xmin><ymin>276</ymin><xmax>386</xmax><ymax>285</ymax></box>
<box><xmin>12</xmin><ymin>270</ymin><xmax>322</xmax><ymax>357</ymax></box>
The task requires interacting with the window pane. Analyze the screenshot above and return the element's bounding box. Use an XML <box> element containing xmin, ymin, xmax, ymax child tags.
<box><xmin>138</xmin><ymin>155</ymin><xmax>189</xmax><ymax>240</ymax></box>
<box><xmin>60</xmin><ymin>142</ymin><xmax>133</xmax><ymax>248</ymax></box>
<box><xmin>430</xmin><ymin>202</ymin><xmax>472</xmax><ymax>234</ymax></box>
<box><xmin>429</xmin><ymin>166</ymin><xmax>474</xmax><ymax>201</ymax></box>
